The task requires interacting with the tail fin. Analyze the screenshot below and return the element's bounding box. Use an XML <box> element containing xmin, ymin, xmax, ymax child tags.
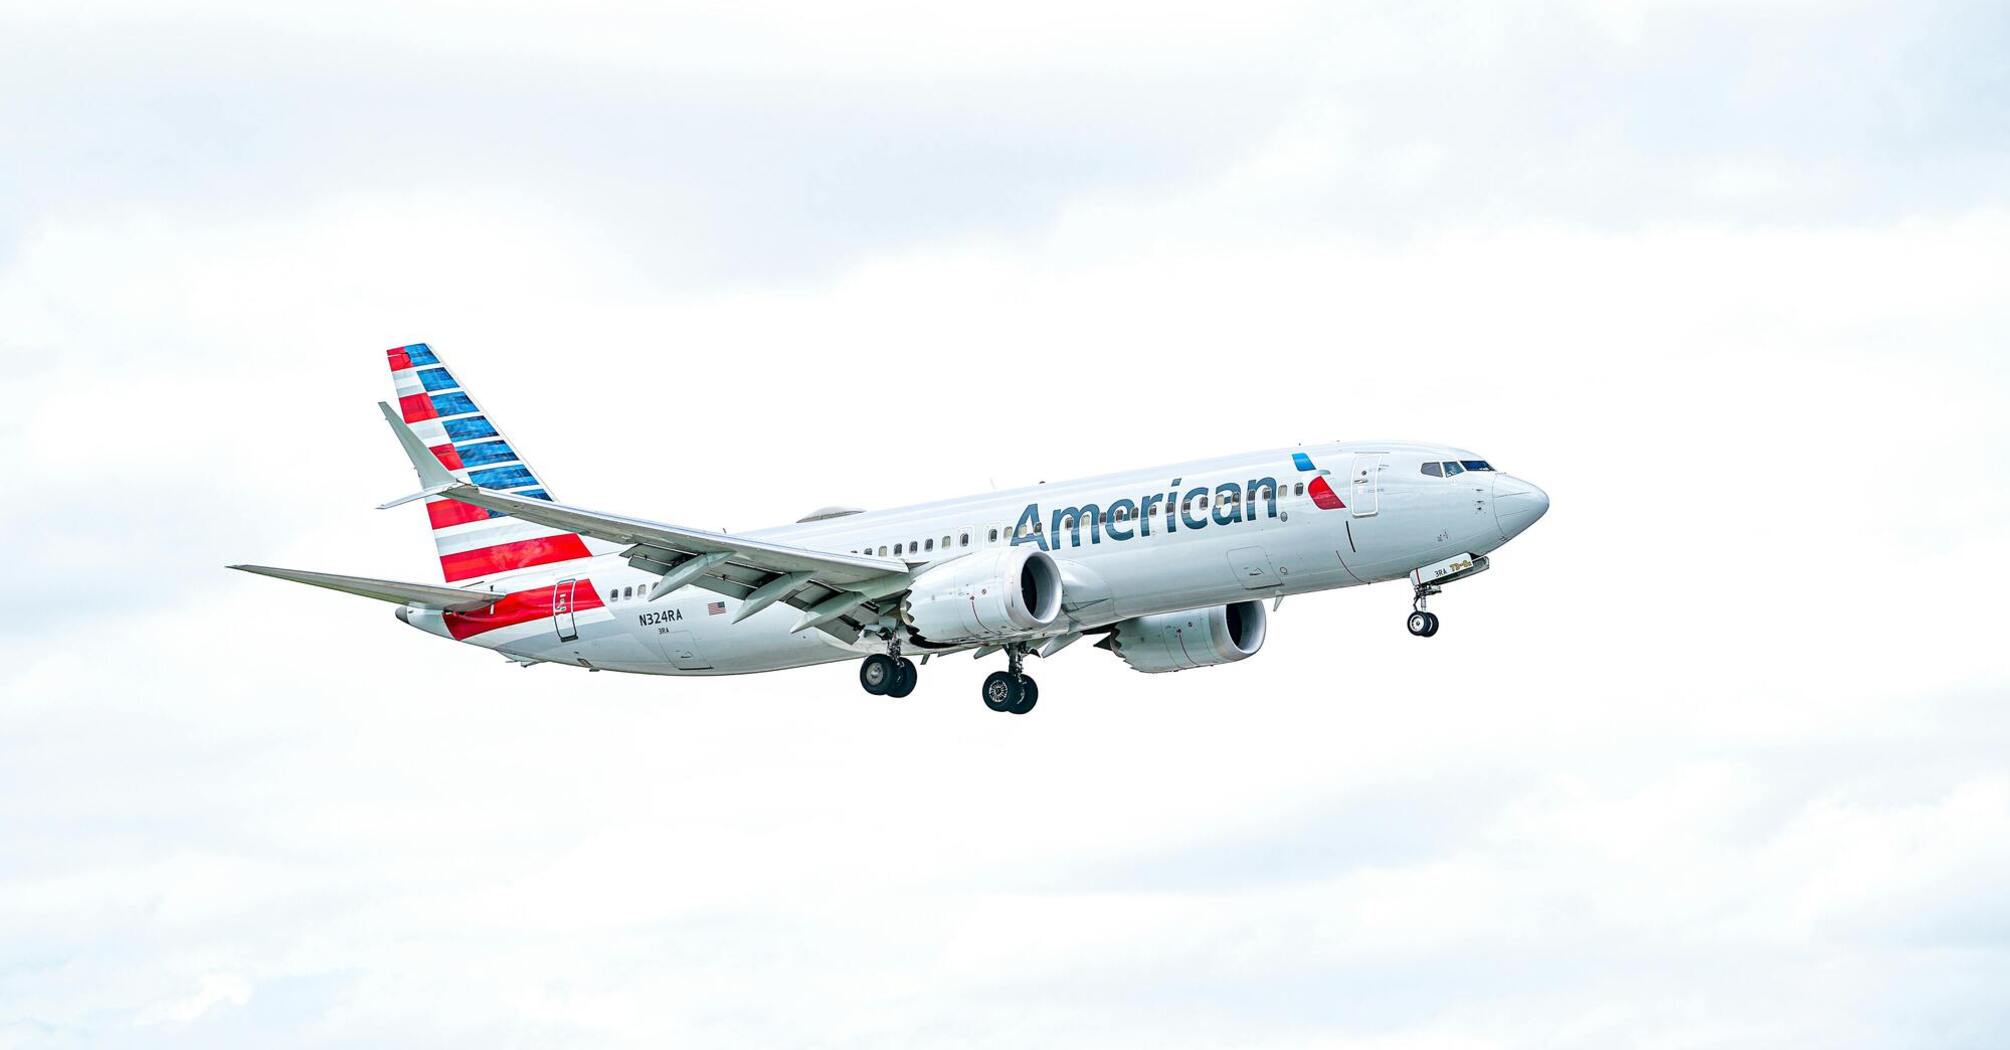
<box><xmin>385</xmin><ymin>343</ymin><xmax>614</xmax><ymax>583</ymax></box>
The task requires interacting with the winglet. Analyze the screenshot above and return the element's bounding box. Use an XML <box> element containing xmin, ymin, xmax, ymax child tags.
<box><xmin>378</xmin><ymin>400</ymin><xmax>460</xmax><ymax>491</ymax></box>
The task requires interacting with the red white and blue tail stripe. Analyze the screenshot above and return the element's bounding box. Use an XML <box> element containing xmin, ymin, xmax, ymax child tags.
<box><xmin>386</xmin><ymin>343</ymin><xmax>614</xmax><ymax>583</ymax></box>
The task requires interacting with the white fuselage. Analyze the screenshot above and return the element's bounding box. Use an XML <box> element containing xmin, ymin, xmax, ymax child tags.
<box><xmin>401</xmin><ymin>441</ymin><xmax>1546</xmax><ymax>675</ymax></box>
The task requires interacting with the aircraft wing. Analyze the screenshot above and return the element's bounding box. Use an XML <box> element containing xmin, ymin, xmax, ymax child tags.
<box><xmin>377</xmin><ymin>403</ymin><xmax>910</xmax><ymax>637</ymax></box>
<box><xmin>230</xmin><ymin>564</ymin><xmax>502</xmax><ymax>612</ymax></box>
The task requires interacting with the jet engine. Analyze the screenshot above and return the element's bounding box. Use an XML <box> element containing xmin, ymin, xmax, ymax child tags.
<box><xmin>901</xmin><ymin>547</ymin><xmax>1064</xmax><ymax>644</ymax></box>
<box><xmin>1101</xmin><ymin>600</ymin><xmax>1267</xmax><ymax>673</ymax></box>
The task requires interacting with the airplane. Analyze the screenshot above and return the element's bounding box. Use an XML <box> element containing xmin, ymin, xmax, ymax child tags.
<box><xmin>234</xmin><ymin>343</ymin><xmax>1549</xmax><ymax>714</ymax></box>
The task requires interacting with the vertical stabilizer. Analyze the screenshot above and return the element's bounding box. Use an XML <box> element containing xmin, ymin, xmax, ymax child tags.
<box><xmin>384</xmin><ymin>343</ymin><xmax>615</xmax><ymax>583</ymax></box>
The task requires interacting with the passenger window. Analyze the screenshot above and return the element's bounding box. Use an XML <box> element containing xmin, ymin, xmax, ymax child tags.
<box><xmin>1294</xmin><ymin>482</ymin><xmax>1305</xmax><ymax>496</ymax></box>
<box><xmin>925</xmin><ymin>538</ymin><xmax>935</xmax><ymax>551</ymax></box>
<box><xmin>988</xmin><ymin>528</ymin><xmax>998</xmax><ymax>542</ymax></box>
<box><xmin>622</xmin><ymin>586</ymin><xmax>633</xmax><ymax>599</ymax></box>
<box><xmin>1444</xmin><ymin>461</ymin><xmax>1464</xmax><ymax>476</ymax></box>
<box><xmin>1421</xmin><ymin>462</ymin><xmax>1443</xmax><ymax>477</ymax></box>
<box><xmin>960</xmin><ymin>533</ymin><xmax>969</xmax><ymax>546</ymax></box>
<box><xmin>941</xmin><ymin>535</ymin><xmax>950</xmax><ymax>548</ymax></box>
<box><xmin>878</xmin><ymin>545</ymin><xmax>888</xmax><ymax>556</ymax></box>
<box><xmin>893</xmin><ymin>543</ymin><xmax>903</xmax><ymax>555</ymax></box>
<box><xmin>1198</xmin><ymin>495</ymin><xmax>1208</xmax><ymax>508</ymax></box>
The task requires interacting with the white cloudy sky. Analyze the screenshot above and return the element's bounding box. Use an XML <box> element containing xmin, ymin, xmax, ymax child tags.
<box><xmin>4</xmin><ymin>1</ymin><xmax>2008</xmax><ymax>1046</ymax></box>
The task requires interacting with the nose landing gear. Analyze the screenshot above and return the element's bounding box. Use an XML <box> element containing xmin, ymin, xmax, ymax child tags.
<box><xmin>1408</xmin><ymin>583</ymin><xmax>1441</xmax><ymax>637</ymax></box>
<box><xmin>981</xmin><ymin>644</ymin><xmax>1038</xmax><ymax>714</ymax></box>
<box><xmin>1403</xmin><ymin>553</ymin><xmax>1489</xmax><ymax>637</ymax></box>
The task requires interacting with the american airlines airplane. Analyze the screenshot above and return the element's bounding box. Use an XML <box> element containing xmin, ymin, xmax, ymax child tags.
<box><xmin>235</xmin><ymin>344</ymin><xmax>1549</xmax><ymax>714</ymax></box>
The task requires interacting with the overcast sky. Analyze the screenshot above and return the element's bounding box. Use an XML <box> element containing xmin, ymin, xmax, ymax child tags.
<box><xmin>4</xmin><ymin>1</ymin><xmax>2008</xmax><ymax>1046</ymax></box>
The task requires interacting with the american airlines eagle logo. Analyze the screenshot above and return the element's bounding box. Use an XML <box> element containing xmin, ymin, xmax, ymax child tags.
<box><xmin>1293</xmin><ymin>452</ymin><xmax>1346</xmax><ymax>510</ymax></box>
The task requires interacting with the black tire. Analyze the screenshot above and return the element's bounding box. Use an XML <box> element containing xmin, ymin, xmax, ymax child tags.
<box><xmin>1421</xmin><ymin>612</ymin><xmax>1440</xmax><ymax>637</ymax></box>
<box><xmin>982</xmin><ymin>671</ymin><xmax>1019</xmax><ymax>712</ymax></box>
<box><xmin>886</xmin><ymin>658</ymin><xmax>918</xmax><ymax>698</ymax></box>
<box><xmin>860</xmin><ymin>653</ymin><xmax>896</xmax><ymax>695</ymax></box>
<box><xmin>1009</xmin><ymin>675</ymin><xmax>1039</xmax><ymax>715</ymax></box>
<box><xmin>1407</xmin><ymin>611</ymin><xmax>1430</xmax><ymax>636</ymax></box>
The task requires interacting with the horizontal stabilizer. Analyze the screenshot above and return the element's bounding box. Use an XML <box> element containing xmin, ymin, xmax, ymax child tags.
<box><xmin>230</xmin><ymin>564</ymin><xmax>499</xmax><ymax>611</ymax></box>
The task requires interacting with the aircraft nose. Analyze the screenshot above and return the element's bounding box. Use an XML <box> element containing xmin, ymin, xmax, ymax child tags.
<box><xmin>1493</xmin><ymin>473</ymin><xmax>1549</xmax><ymax>541</ymax></box>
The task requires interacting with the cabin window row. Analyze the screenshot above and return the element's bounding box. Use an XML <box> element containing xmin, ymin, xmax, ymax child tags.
<box><xmin>853</xmin><ymin>533</ymin><xmax>970</xmax><ymax>557</ymax></box>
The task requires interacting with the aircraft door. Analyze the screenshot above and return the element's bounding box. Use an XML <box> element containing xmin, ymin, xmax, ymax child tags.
<box><xmin>1349</xmin><ymin>455</ymin><xmax>1383</xmax><ymax>517</ymax></box>
<box><xmin>552</xmin><ymin>578</ymin><xmax>580</xmax><ymax>642</ymax></box>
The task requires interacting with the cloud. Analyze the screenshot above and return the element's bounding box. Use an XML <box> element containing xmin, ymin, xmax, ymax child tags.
<box><xmin>3</xmin><ymin>1</ymin><xmax>2008</xmax><ymax>1047</ymax></box>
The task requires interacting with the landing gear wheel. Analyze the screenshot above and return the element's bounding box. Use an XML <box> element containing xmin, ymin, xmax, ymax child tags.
<box><xmin>982</xmin><ymin>671</ymin><xmax>1020</xmax><ymax>712</ymax></box>
<box><xmin>1407</xmin><ymin>611</ymin><xmax>1431</xmax><ymax>637</ymax></box>
<box><xmin>1420</xmin><ymin>612</ymin><xmax>1440</xmax><ymax>637</ymax></box>
<box><xmin>859</xmin><ymin>653</ymin><xmax>896</xmax><ymax>695</ymax></box>
<box><xmin>1009</xmin><ymin>675</ymin><xmax>1038</xmax><ymax>715</ymax></box>
<box><xmin>886</xmin><ymin>658</ymin><xmax>918</xmax><ymax>698</ymax></box>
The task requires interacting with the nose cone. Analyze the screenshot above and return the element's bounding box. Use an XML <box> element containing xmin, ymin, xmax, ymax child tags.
<box><xmin>1493</xmin><ymin>474</ymin><xmax>1550</xmax><ymax>541</ymax></box>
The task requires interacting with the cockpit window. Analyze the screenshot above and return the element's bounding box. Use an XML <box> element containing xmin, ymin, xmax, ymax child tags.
<box><xmin>1421</xmin><ymin>462</ymin><xmax>1443</xmax><ymax>477</ymax></box>
<box><xmin>1459</xmin><ymin>460</ymin><xmax>1493</xmax><ymax>472</ymax></box>
<box><xmin>1443</xmin><ymin>461</ymin><xmax>1464</xmax><ymax>476</ymax></box>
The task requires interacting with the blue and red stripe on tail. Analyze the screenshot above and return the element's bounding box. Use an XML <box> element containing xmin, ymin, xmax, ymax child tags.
<box><xmin>385</xmin><ymin>343</ymin><xmax>613</xmax><ymax>583</ymax></box>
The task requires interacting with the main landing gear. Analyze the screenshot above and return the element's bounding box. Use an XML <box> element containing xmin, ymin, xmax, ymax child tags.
<box><xmin>858</xmin><ymin>637</ymin><xmax>1041</xmax><ymax>714</ymax></box>
<box><xmin>1407</xmin><ymin>582</ymin><xmax>1441</xmax><ymax>637</ymax></box>
<box><xmin>981</xmin><ymin>645</ymin><xmax>1038</xmax><ymax>715</ymax></box>
<box><xmin>859</xmin><ymin>636</ymin><xmax>917</xmax><ymax>698</ymax></box>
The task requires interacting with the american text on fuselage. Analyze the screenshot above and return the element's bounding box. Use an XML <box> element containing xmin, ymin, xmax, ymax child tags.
<box><xmin>1008</xmin><ymin>475</ymin><xmax>1282</xmax><ymax>550</ymax></box>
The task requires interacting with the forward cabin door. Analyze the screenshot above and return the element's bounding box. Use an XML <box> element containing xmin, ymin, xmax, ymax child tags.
<box><xmin>1349</xmin><ymin>455</ymin><xmax>1383</xmax><ymax>517</ymax></box>
<box><xmin>552</xmin><ymin>578</ymin><xmax>580</xmax><ymax>642</ymax></box>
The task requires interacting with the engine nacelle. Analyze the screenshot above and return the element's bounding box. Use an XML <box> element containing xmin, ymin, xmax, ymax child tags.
<box><xmin>1104</xmin><ymin>600</ymin><xmax>1267</xmax><ymax>673</ymax></box>
<box><xmin>901</xmin><ymin>547</ymin><xmax>1064</xmax><ymax>644</ymax></box>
